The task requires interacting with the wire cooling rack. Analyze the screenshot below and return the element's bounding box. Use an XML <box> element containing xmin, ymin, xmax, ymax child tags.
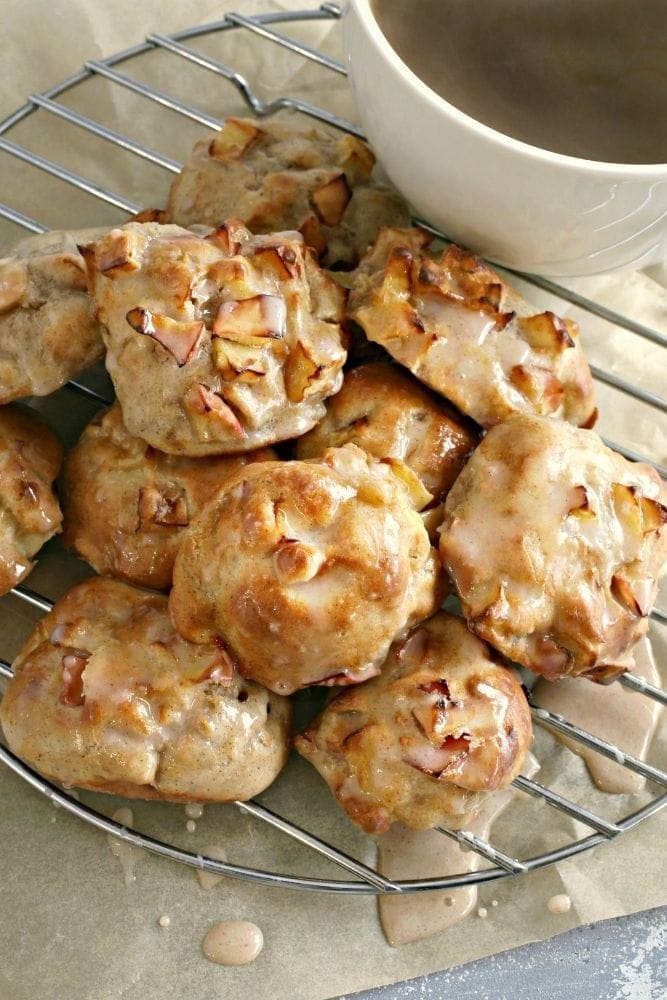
<box><xmin>0</xmin><ymin>3</ymin><xmax>665</xmax><ymax>895</ymax></box>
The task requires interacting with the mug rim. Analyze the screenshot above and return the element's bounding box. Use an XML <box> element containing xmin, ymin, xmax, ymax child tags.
<box><xmin>348</xmin><ymin>0</ymin><xmax>667</xmax><ymax>176</ymax></box>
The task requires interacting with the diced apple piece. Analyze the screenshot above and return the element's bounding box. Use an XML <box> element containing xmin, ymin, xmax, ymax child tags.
<box><xmin>640</xmin><ymin>495</ymin><xmax>667</xmax><ymax>534</ymax></box>
<box><xmin>273</xmin><ymin>539</ymin><xmax>326</xmax><ymax>584</ymax></box>
<box><xmin>194</xmin><ymin>647</ymin><xmax>235</xmax><ymax>685</ymax></box>
<box><xmin>212</xmin><ymin>338</ymin><xmax>266</xmax><ymax>382</ymax></box>
<box><xmin>283</xmin><ymin>341</ymin><xmax>323</xmax><ymax>404</ymax></box>
<box><xmin>138</xmin><ymin>485</ymin><xmax>189</xmax><ymax>527</ymax></box>
<box><xmin>438</xmin><ymin>245</ymin><xmax>504</xmax><ymax>311</ymax></box>
<box><xmin>611</xmin><ymin>482</ymin><xmax>644</xmax><ymax>537</ymax></box>
<box><xmin>205</xmin><ymin>219</ymin><xmax>248</xmax><ymax>257</ymax></box>
<box><xmin>382</xmin><ymin>457</ymin><xmax>433</xmax><ymax>511</ymax></box>
<box><xmin>411</xmin><ymin>704</ymin><xmax>445</xmax><ymax>742</ymax></box>
<box><xmin>339</xmin><ymin>134</ymin><xmax>375</xmax><ymax>183</ymax></box>
<box><xmin>129</xmin><ymin>207</ymin><xmax>166</xmax><ymax>224</ymax></box>
<box><xmin>0</xmin><ymin>260</ymin><xmax>27</xmax><ymax>312</ymax></box>
<box><xmin>566</xmin><ymin>484</ymin><xmax>596</xmax><ymax>519</ymax></box>
<box><xmin>252</xmin><ymin>243</ymin><xmax>300</xmax><ymax>280</ymax></box>
<box><xmin>189</xmin><ymin>383</ymin><xmax>246</xmax><ymax>438</ymax></box>
<box><xmin>401</xmin><ymin>734</ymin><xmax>471</xmax><ymax>777</ymax></box>
<box><xmin>213</xmin><ymin>294</ymin><xmax>286</xmax><ymax>346</ymax></box>
<box><xmin>611</xmin><ymin>574</ymin><xmax>642</xmax><ymax>617</ymax></box>
<box><xmin>312</xmin><ymin>174</ymin><xmax>352</xmax><ymax>226</ymax></box>
<box><xmin>509</xmin><ymin>364</ymin><xmax>564</xmax><ymax>412</ymax></box>
<box><xmin>94</xmin><ymin>227</ymin><xmax>142</xmax><ymax>276</ymax></box>
<box><xmin>420</xmin><ymin>502</ymin><xmax>445</xmax><ymax>542</ymax></box>
<box><xmin>380</xmin><ymin>244</ymin><xmax>414</xmax><ymax>300</ymax></box>
<box><xmin>519</xmin><ymin>311</ymin><xmax>576</xmax><ymax>352</ymax></box>
<box><xmin>59</xmin><ymin>652</ymin><xmax>89</xmax><ymax>707</ymax></box>
<box><xmin>208</xmin><ymin>118</ymin><xmax>263</xmax><ymax>161</ymax></box>
<box><xmin>299</xmin><ymin>215</ymin><xmax>328</xmax><ymax>258</ymax></box>
<box><xmin>126</xmin><ymin>307</ymin><xmax>203</xmax><ymax>366</ymax></box>
<box><xmin>206</xmin><ymin>256</ymin><xmax>256</xmax><ymax>300</ymax></box>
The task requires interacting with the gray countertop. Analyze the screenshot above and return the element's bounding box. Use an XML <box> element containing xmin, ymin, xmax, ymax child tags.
<box><xmin>340</xmin><ymin>907</ymin><xmax>666</xmax><ymax>1000</ymax></box>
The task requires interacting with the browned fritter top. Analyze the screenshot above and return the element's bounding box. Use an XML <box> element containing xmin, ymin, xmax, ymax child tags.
<box><xmin>169</xmin><ymin>444</ymin><xmax>444</xmax><ymax>694</ymax></box>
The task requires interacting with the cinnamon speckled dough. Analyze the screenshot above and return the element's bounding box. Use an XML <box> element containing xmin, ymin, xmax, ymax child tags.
<box><xmin>0</xmin><ymin>228</ymin><xmax>105</xmax><ymax>403</ymax></box>
<box><xmin>0</xmin><ymin>577</ymin><xmax>292</xmax><ymax>802</ymax></box>
<box><xmin>295</xmin><ymin>362</ymin><xmax>479</xmax><ymax>503</ymax></box>
<box><xmin>439</xmin><ymin>414</ymin><xmax>667</xmax><ymax>682</ymax></box>
<box><xmin>165</xmin><ymin>116</ymin><xmax>411</xmax><ymax>267</ymax></box>
<box><xmin>83</xmin><ymin>221</ymin><xmax>347</xmax><ymax>455</ymax></box>
<box><xmin>348</xmin><ymin>228</ymin><xmax>596</xmax><ymax>429</ymax></box>
<box><xmin>61</xmin><ymin>403</ymin><xmax>275</xmax><ymax>590</ymax></box>
<box><xmin>0</xmin><ymin>404</ymin><xmax>63</xmax><ymax>595</ymax></box>
<box><xmin>295</xmin><ymin>612</ymin><xmax>531</xmax><ymax>833</ymax></box>
<box><xmin>170</xmin><ymin>444</ymin><xmax>444</xmax><ymax>695</ymax></box>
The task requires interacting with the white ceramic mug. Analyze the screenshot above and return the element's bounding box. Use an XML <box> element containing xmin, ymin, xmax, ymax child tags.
<box><xmin>343</xmin><ymin>0</ymin><xmax>667</xmax><ymax>277</ymax></box>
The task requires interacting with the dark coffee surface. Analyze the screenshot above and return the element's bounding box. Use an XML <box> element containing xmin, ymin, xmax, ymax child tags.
<box><xmin>372</xmin><ymin>0</ymin><xmax>667</xmax><ymax>163</ymax></box>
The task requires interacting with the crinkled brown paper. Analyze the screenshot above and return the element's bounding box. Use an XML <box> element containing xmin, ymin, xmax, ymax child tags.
<box><xmin>0</xmin><ymin>3</ymin><xmax>665</xmax><ymax>999</ymax></box>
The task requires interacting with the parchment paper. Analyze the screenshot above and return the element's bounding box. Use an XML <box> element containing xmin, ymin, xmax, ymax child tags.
<box><xmin>0</xmin><ymin>4</ymin><xmax>665</xmax><ymax>1000</ymax></box>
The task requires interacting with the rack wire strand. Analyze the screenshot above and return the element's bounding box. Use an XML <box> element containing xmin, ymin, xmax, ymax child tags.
<box><xmin>28</xmin><ymin>94</ymin><xmax>183</xmax><ymax>173</ymax></box>
<box><xmin>223</xmin><ymin>11</ymin><xmax>347</xmax><ymax>73</ymax></box>
<box><xmin>0</xmin><ymin>136</ymin><xmax>139</xmax><ymax>213</ymax></box>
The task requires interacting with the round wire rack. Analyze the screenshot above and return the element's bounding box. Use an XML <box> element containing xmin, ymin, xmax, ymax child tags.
<box><xmin>0</xmin><ymin>2</ymin><xmax>665</xmax><ymax>895</ymax></box>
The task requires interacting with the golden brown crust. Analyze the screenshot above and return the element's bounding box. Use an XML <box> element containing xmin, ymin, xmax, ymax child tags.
<box><xmin>165</xmin><ymin>116</ymin><xmax>411</xmax><ymax>267</ymax></box>
<box><xmin>295</xmin><ymin>362</ymin><xmax>479</xmax><ymax>502</ymax></box>
<box><xmin>0</xmin><ymin>229</ymin><xmax>105</xmax><ymax>403</ymax></box>
<box><xmin>295</xmin><ymin>612</ymin><xmax>531</xmax><ymax>833</ymax></box>
<box><xmin>169</xmin><ymin>444</ymin><xmax>444</xmax><ymax>694</ymax></box>
<box><xmin>439</xmin><ymin>414</ymin><xmax>667</xmax><ymax>681</ymax></box>
<box><xmin>348</xmin><ymin>229</ymin><xmax>596</xmax><ymax>429</ymax></box>
<box><xmin>84</xmin><ymin>221</ymin><xmax>347</xmax><ymax>455</ymax></box>
<box><xmin>60</xmin><ymin>403</ymin><xmax>276</xmax><ymax>590</ymax></box>
<box><xmin>0</xmin><ymin>577</ymin><xmax>292</xmax><ymax>801</ymax></box>
<box><xmin>0</xmin><ymin>404</ymin><xmax>63</xmax><ymax>595</ymax></box>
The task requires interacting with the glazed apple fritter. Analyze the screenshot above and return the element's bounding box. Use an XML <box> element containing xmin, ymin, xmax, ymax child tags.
<box><xmin>0</xmin><ymin>577</ymin><xmax>292</xmax><ymax>802</ymax></box>
<box><xmin>348</xmin><ymin>228</ymin><xmax>596</xmax><ymax>429</ymax></box>
<box><xmin>61</xmin><ymin>402</ymin><xmax>276</xmax><ymax>590</ymax></box>
<box><xmin>295</xmin><ymin>612</ymin><xmax>531</xmax><ymax>833</ymax></box>
<box><xmin>0</xmin><ymin>404</ymin><xmax>63</xmax><ymax>596</ymax></box>
<box><xmin>439</xmin><ymin>414</ymin><xmax>667</xmax><ymax>682</ymax></box>
<box><xmin>0</xmin><ymin>228</ymin><xmax>105</xmax><ymax>403</ymax></box>
<box><xmin>82</xmin><ymin>220</ymin><xmax>347</xmax><ymax>455</ymax></box>
<box><xmin>169</xmin><ymin>444</ymin><xmax>444</xmax><ymax>695</ymax></box>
